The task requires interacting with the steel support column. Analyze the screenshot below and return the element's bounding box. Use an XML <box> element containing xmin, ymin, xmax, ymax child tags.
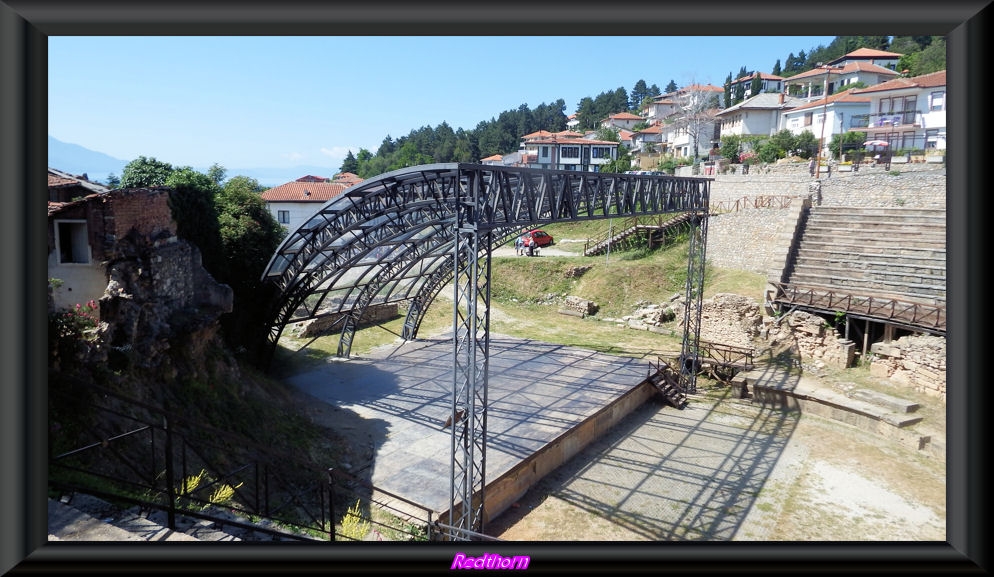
<box><xmin>679</xmin><ymin>209</ymin><xmax>709</xmax><ymax>394</ymax></box>
<box><xmin>448</xmin><ymin>174</ymin><xmax>489</xmax><ymax>536</ymax></box>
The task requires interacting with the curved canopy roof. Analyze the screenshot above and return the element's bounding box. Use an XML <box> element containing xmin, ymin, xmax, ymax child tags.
<box><xmin>258</xmin><ymin>163</ymin><xmax>711</xmax><ymax>362</ymax></box>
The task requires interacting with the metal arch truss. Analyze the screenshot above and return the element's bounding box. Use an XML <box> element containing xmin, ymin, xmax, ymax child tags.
<box><xmin>258</xmin><ymin>163</ymin><xmax>711</xmax><ymax>538</ymax></box>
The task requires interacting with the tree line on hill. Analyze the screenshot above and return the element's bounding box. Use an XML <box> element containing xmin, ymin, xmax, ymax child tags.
<box><xmin>338</xmin><ymin>35</ymin><xmax>945</xmax><ymax>179</ymax></box>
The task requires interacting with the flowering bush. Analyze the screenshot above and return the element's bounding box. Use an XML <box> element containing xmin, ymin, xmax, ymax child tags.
<box><xmin>738</xmin><ymin>151</ymin><xmax>758</xmax><ymax>165</ymax></box>
<box><xmin>51</xmin><ymin>300</ymin><xmax>98</xmax><ymax>339</ymax></box>
<box><xmin>49</xmin><ymin>299</ymin><xmax>100</xmax><ymax>367</ymax></box>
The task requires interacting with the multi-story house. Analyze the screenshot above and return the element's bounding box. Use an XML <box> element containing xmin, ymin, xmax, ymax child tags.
<box><xmin>847</xmin><ymin>70</ymin><xmax>946</xmax><ymax>152</ymax></box>
<box><xmin>641</xmin><ymin>83</ymin><xmax>726</xmax><ymax>123</ymax></box>
<box><xmin>728</xmin><ymin>72</ymin><xmax>785</xmax><ymax>100</ymax></box>
<box><xmin>517</xmin><ymin>133</ymin><xmax>619</xmax><ymax>171</ymax></box>
<box><xmin>784</xmin><ymin>49</ymin><xmax>902</xmax><ymax>101</ymax></box>
<box><xmin>599</xmin><ymin>111</ymin><xmax>644</xmax><ymax>131</ymax></box>
<box><xmin>715</xmin><ymin>92</ymin><xmax>806</xmax><ymax>140</ymax></box>
<box><xmin>780</xmin><ymin>91</ymin><xmax>872</xmax><ymax>158</ymax></box>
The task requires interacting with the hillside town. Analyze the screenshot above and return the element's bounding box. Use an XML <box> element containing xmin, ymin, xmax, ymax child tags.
<box><xmin>256</xmin><ymin>48</ymin><xmax>944</xmax><ymax>232</ymax></box>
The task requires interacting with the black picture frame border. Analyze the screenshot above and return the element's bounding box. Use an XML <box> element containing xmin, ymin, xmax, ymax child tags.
<box><xmin>2</xmin><ymin>1</ymin><xmax>988</xmax><ymax>573</ymax></box>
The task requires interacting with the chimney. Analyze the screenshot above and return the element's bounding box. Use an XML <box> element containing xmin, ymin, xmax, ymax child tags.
<box><xmin>779</xmin><ymin>92</ymin><xmax>784</xmax><ymax>104</ymax></box>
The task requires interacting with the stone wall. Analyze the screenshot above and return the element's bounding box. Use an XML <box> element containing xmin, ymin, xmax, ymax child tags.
<box><xmin>869</xmin><ymin>335</ymin><xmax>947</xmax><ymax>401</ymax></box>
<box><xmin>696</xmin><ymin>166</ymin><xmax>947</xmax><ymax>399</ymax></box>
<box><xmin>289</xmin><ymin>303</ymin><xmax>400</xmax><ymax>338</ymax></box>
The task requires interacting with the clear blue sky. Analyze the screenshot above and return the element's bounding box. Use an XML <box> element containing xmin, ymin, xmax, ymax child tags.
<box><xmin>49</xmin><ymin>36</ymin><xmax>836</xmax><ymax>176</ymax></box>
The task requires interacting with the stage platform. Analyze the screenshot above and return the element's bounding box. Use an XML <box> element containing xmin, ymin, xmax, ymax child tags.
<box><xmin>285</xmin><ymin>333</ymin><xmax>659</xmax><ymax>525</ymax></box>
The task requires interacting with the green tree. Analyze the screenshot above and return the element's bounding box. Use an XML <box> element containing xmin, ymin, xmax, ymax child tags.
<box><xmin>750</xmin><ymin>73</ymin><xmax>763</xmax><ymax>96</ymax></box>
<box><xmin>165</xmin><ymin>167</ymin><xmax>224</xmax><ymax>276</ymax></box>
<box><xmin>216</xmin><ymin>175</ymin><xmax>286</xmax><ymax>348</ymax></box>
<box><xmin>719</xmin><ymin>135</ymin><xmax>743</xmax><ymax>162</ymax></box>
<box><xmin>105</xmin><ymin>173</ymin><xmax>120</xmax><ymax>189</ymax></box>
<box><xmin>913</xmin><ymin>37</ymin><xmax>946</xmax><ymax>75</ymax></box>
<box><xmin>723</xmin><ymin>73</ymin><xmax>732</xmax><ymax>108</ymax></box>
<box><xmin>207</xmin><ymin>163</ymin><xmax>227</xmax><ymax>185</ymax></box>
<box><xmin>664</xmin><ymin>80</ymin><xmax>677</xmax><ymax>94</ymax></box>
<box><xmin>339</xmin><ymin>150</ymin><xmax>359</xmax><ymax>174</ymax></box>
<box><xmin>630</xmin><ymin>79</ymin><xmax>650</xmax><ymax>111</ymax></box>
<box><xmin>120</xmin><ymin>156</ymin><xmax>174</xmax><ymax>188</ymax></box>
<box><xmin>772</xmin><ymin>59</ymin><xmax>782</xmax><ymax>76</ymax></box>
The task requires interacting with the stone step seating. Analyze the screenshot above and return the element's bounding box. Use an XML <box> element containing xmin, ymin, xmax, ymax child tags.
<box><xmin>737</xmin><ymin>370</ymin><xmax>927</xmax><ymax>444</ymax></box>
<box><xmin>794</xmin><ymin>251</ymin><xmax>946</xmax><ymax>278</ymax></box>
<box><xmin>786</xmin><ymin>271</ymin><xmax>945</xmax><ymax>304</ymax></box>
<box><xmin>791</xmin><ymin>256</ymin><xmax>946</xmax><ymax>294</ymax></box>
<box><xmin>794</xmin><ymin>241</ymin><xmax>946</xmax><ymax>263</ymax></box>
<box><xmin>784</xmin><ymin>206</ymin><xmax>946</xmax><ymax>305</ymax></box>
<box><xmin>798</xmin><ymin>230</ymin><xmax>945</xmax><ymax>249</ymax></box>
<box><xmin>808</xmin><ymin>206</ymin><xmax>946</xmax><ymax>222</ymax></box>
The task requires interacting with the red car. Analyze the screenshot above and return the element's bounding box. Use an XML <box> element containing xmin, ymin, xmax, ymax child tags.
<box><xmin>519</xmin><ymin>229</ymin><xmax>553</xmax><ymax>247</ymax></box>
<box><xmin>515</xmin><ymin>229</ymin><xmax>553</xmax><ymax>256</ymax></box>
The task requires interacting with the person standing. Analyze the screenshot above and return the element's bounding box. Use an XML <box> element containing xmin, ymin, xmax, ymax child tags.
<box><xmin>809</xmin><ymin>157</ymin><xmax>817</xmax><ymax>177</ymax></box>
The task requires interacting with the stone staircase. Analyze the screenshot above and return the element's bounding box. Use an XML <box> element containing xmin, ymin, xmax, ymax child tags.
<box><xmin>786</xmin><ymin>206</ymin><xmax>946</xmax><ymax>305</ymax></box>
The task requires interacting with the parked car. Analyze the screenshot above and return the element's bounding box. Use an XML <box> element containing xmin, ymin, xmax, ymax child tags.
<box><xmin>520</xmin><ymin>229</ymin><xmax>553</xmax><ymax>247</ymax></box>
<box><xmin>515</xmin><ymin>229</ymin><xmax>554</xmax><ymax>256</ymax></box>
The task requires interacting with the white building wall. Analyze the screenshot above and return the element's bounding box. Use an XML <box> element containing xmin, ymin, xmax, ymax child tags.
<box><xmin>48</xmin><ymin>255</ymin><xmax>107</xmax><ymax>313</ymax></box>
<box><xmin>268</xmin><ymin>201</ymin><xmax>327</xmax><ymax>234</ymax></box>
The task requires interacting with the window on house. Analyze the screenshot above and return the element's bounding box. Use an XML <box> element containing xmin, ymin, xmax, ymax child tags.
<box><xmin>561</xmin><ymin>146</ymin><xmax>580</xmax><ymax>159</ymax></box>
<box><xmin>591</xmin><ymin>147</ymin><xmax>612</xmax><ymax>159</ymax></box>
<box><xmin>930</xmin><ymin>91</ymin><xmax>945</xmax><ymax>111</ymax></box>
<box><xmin>541</xmin><ymin>146</ymin><xmax>549</xmax><ymax>158</ymax></box>
<box><xmin>56</xmin><ymin>220</ymin><xmax>90</xmax><ymax>264</ymax></box>
<box><xmin>925</xmin><ymin>129</ymin><xmax>939</xmax><ymax>149</ymax></box>
<box><xmin>278</xmin><ymin>210</ymin><xmax>290</xmax><ymax>224</ymax></box>
<box><xmin>804</xmin><ymin>112</ymin><xmax>813</xmax><ymax>126</ymax></box>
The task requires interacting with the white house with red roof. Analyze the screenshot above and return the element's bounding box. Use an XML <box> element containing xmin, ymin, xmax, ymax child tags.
<box><xmin>260</xmin><ymin>179</ymin><xmax>349</xmax><ymax>232</ymax></box>
<box><xmin>518</xmin><ymin>133</ymin><xmax>618</xmax><ymax>171</ymax></box>
<box><xmin>785</xmin><ymin>48</ymin><xmax>902</xmax><ymax>101</ymax></box>
<box><xmin>827</xmin><ymin>47</ymin><xmax>902</xmax><ymax>71</ymax></box>
<box><xmin>600</xmin><ymin>111</ymin><xmax>644</xmax><ymax>131</ymax></box>
<box><xmin>729</xmin><ymin>72</ymin><xmax>786</xmax><ymax>100</ymax></box>
<box><xmin>715</xmin><ymin>92</ymin><xmax>807</xmax><ymax>139</ymax></box>
<box><xmin>848</xmin><ymin>70</ymin><xmax>946</xmax><ymax>152</ymax></box>
<box><xmin>781</xmin><ymin>90</ymin><xmax>872</xmax><ymax>158</ymax></box>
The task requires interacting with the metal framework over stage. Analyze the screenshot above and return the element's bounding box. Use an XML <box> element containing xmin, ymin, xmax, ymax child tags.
<box><xmin>258</xmin><ymin>163</ymin><xmax>711</xmax><ymax>537</ymax></box>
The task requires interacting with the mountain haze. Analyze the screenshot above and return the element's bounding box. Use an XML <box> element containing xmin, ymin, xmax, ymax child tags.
<box><xmin>47</xmin><ymin>136</ymin><xmax>337</xmax><ymax>188</ymax></box>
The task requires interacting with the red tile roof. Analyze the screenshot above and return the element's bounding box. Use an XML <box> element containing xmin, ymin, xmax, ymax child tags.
<box><xmin>851</xmin><ymin>70</ymin><xmax>946</xmax><ymax>93</ymax></box>
<box><xmin>331</xmin><ymin>172</ymin><xmax>364</xmax><ymax>186</ymax></box>
<box><xmin>260</xmin><ymin>181</ymin><xmax>348</xmax><ymax>202</ymax></box>
<box><xmin>789</xmin><ymin>90</ymin><xmax>872</xmax><ymax>112</ymax></box>
<box><xmin>296</xmin><ymin>175</ymin><xmax>330</xmax><ymax>182</ymax></box>
<box><xmin>48</xmin><ymin>174</ymin><xmax>78</xmax><ymax>187</ymax></box>
<box><xmin>606</xmin><ymin>112</ymin><xmax>643</xmax><ymax>120</ymax></box>
<box><xmin>840</xmin><ymin>47</ymin><xmax>902</xmax><ymax>59</ymax></box>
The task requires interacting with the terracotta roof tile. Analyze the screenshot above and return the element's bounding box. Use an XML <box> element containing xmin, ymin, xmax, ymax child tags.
<box><xmin>260</xmin><ymin>181</ymin><xmax>348</xmax><ymax>202</ymax></box>
<box><xmin>851</xmin><ymin>70</ymin><xmax>946</xmax><ymax>93</ymax></box>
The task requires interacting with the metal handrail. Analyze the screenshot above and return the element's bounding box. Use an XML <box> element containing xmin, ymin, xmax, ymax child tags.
<box><xmin>769</xmin><ymin>281</ymin><xmax>946</xmax><ymax>334</ymax></box>
<box><xmin>49</xmin><ymin>379</ymin><xmax>336</xmax><ymax>540</ymax></box>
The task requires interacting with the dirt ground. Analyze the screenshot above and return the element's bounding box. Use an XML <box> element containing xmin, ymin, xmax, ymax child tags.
<box><xmin>486</xmin><ymin>379</ymin><xmax>946</xmax><ymax>542</ymax></box>
<box><xmin>290</xmin><ymin>369</ymin><xmax>946</xmax><ymax>543</ymax></box>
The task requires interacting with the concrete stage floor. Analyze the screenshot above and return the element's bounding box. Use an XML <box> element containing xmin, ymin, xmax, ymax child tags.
<box><xmin>285</xmin><ymin>333</ymin><xmax>657</xmax><ymax>523</ymax></box>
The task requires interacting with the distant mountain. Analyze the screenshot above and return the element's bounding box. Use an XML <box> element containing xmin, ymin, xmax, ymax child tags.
<box><xmin>48</xmin><ymin>136</ymin><xmax>128</xmax><ymax>184</ymax></box>
<box><xmin>47</xmin><ymin>136</ymin><xmax>337</xmax><ymax>188</ymax></box>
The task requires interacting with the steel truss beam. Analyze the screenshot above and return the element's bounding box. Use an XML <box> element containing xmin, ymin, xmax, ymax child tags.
<box><xmin>258</xmin><ymin>163</ymin><xmax>711</xmax><ymax>538</ymax></box>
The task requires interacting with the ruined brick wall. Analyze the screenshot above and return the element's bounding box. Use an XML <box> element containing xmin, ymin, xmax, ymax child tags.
<box><xmin>869</xmin><ymin>335</ymin><xmax>947</xmax><ymax>401</ymax></box>
<box><xmin>103</xmin><ymin>187</ymin><xmax>176</xmax><ymax>253</ymax></box>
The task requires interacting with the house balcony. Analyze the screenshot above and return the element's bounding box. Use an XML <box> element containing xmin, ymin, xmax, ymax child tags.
<box><xmin>848</xmin><ymin>111</ymin><xmax>923</xmax><ymax>131</ymax></box>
